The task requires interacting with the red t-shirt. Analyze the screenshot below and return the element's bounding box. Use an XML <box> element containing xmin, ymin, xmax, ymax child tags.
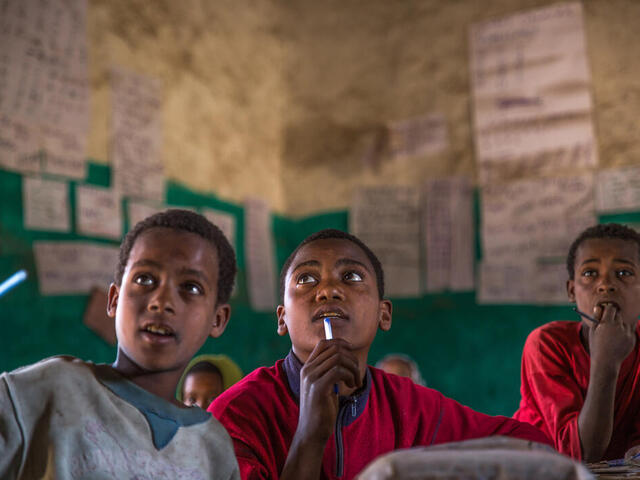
<box><xmin>514</xmin><ymin>321</ymin><xmax>640</xmax><ymax>460</ymax></box>
<box><xmin>210</xmin><ymin>353</ymin><xmax>550</xmax><ymax>480</ymax></box>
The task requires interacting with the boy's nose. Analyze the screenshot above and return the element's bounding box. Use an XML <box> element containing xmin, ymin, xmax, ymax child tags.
<box><xmin>315</xmin><ymin>280</ymin><xmax>345</xmax><ymax>302</ymax></box>
<box><xmin>148</xmin><ymin>284</ymin><xmax>176</xmax><ymax>314</ymax></box>
<box><xmin>597</xmin><ymin>273</ymin><xmax>617</xmax><ymax>293</ymax></box>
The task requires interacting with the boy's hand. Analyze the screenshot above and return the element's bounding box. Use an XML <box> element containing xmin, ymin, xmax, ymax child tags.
<box><xmin>589</xmin><ymin>304</ymin><xmax>636</xmax><ymax>368</ymax></box>
<box><xmin>281</xmin><ymin>339</ymin><xmax>361</xmax><ymax>480</ymax></box>
<box><xmin>580</xmin><ymin>303</ymin><xmax>636</xmax><ymax>461</ymax></box>
<box><xmin>297</xmin><ymin>338</ymin><xmax>361</xmax><ymax>444</ymax></box>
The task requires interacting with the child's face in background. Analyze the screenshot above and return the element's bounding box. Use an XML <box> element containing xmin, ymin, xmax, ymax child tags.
<box><xmin>568</xmin><ymin>238</ymin><xmax>640</xmax><ymax>327</ymax></box>
<box><xmin>182</xmin><ymin>370</ymin><xmax>223</xmax><ymax>409</ymax></box>
<box><xmin>378</xmin><ymin>358</ymin><xmax>413</xmax><ymax>378</ymax></box>
<box><xmin>108</xmin><ymin>227</ymin><xmax>229</xmax><ymax>375</ymax></box>
<box><xmin>277</xmin><ymin>238</ymin><xmax>392</xmax><ymax>363</ymax></box>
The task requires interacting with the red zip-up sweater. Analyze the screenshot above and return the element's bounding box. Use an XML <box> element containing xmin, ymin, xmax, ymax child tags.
<box><xmin>514</xmin><ymin>321</ymin><xmax>640</xmax><ymax>460</ymax></box>
<box><xmin>210</xmin><ymin>352</ymin><xmax>551</xmax><ymax>480</ymax></box>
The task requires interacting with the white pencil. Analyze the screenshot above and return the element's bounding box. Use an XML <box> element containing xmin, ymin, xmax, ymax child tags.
<box><xmin>323</xmin><ymin>317</ymin><xmax>339</xmax><ymax>395</ymax></box>
<box><xmin>323</xmin><ymin>317</ymin><xmax>333</xmax><ymax>340</ymax></box>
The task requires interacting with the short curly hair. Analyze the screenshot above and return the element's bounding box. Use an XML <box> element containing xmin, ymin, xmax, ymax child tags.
<box><xmin>115</xmin><ymin>209</ymin><xmax>237</xmax><ymax>305</ymax></box>
<box><xmin>279</xmin><ymin>229</ymin><xmax>385</xmax><ymax>302</ymax></box>
<box><xmin>566</xmin><ymin>223</ymin><xmax>640</xmax><ymax>279</ymax></box>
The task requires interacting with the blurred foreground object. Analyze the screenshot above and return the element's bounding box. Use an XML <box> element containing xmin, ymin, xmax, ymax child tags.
<box><xmin>0</xmin><ymin>269</ymin><xmax>27</xmax><ymax>298</ymax></box>
<box><xmin>357</xmin><ymin>436</ymin><xmax>592</xmax><ymax>480</ymax></box>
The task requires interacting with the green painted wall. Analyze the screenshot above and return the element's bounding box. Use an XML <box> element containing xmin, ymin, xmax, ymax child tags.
<box><xmin>2</xmin><ymin>163</ymin><xmax>639</xmax><ymax>416</ymax></box>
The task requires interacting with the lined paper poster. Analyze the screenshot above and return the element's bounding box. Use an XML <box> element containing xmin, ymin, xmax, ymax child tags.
<box><xmin>388</xmin><ymin>113</ymin><xmax>448</xmax><ymax>160</ymax></box>
<box><xmin>470</xmin><ymin>2</ymin><xmax>597</xmax><ymax>184</ymax></box>
<box><xmin>481</xmin><ymin>174</ymin><xmax>595</xmax><ymax>262</ymax></box>
<box><xmin>596</xmin><ymin>165</ymin><xmax>640</xmax><ymax>213</ymax></box>
<box><xmin>127</xmin><ymin>200</ymin><xmax>166</xmax><ymax>229</ymax></box>
<box><xmin>23</xmin><ymin>176</ymin><xmax>70</xmax><ymax>232</ymax></box>
<box><xmin>0</xmin><ymin>114</ymin><xmax>40</xmax><ymax>174</ymax></box>
<box><xmin>202</xmin><ymin>208</ymin><xmax>236</xmax><ymax>250</ymax></box>
<box><xmin>76</xmin><ymin>185</ymin><xmax>122</xmax><ymax>239</ymax></box>
<box><xmin>350</xmin><ymin>186</ymin><xmax>421</xmax><ymax>297</ymax></box>
<box><xmin>0</xmin><ymin>0</ymin><xmax>89</xmax><ymax>178</ymax></box>
<box><xmin>245</xmin><ymin>197</ymin><xmax>277</xmax><ymax>311</ymax></box>
<box><xmin>34</xmin><ymin>241</ymin><xmax>119</xmax><ymax>295</ymax></box>
<box><xmin>423</xmin><ymin>177</ymin><xmax>475</xmax><ymax>292</ymax></box>
<box><xmin>111</xmin><ymin>68</ymin><xmax>164</xmax><ymax>202</ymax></box>
<box><xmin>478</xmin><ymin>260</ymin><xmax>569</xmax><ymax>305</ymax></box>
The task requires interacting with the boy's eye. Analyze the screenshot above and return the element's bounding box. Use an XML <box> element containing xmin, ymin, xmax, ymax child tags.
<box><xmin>617</xmin><ymin>269</ymin><xmax>634</xmax><ymax>278</ymax></box>
<box><xmin>581</xmin><ymin>269</ymin><xmax>597</xmax><ymax>278</ymax></box>
<box><xmin>296</xmin><ymin>273</ymin><xmax>316</xmax><ymax>285</ymax></box>
<box><xmin>134</xmin><ymin>273</ymin><xmax>155</xmax><ymax>286</ymax></box>
<box><xmin>183</xmin><ymin>282</ymin><xmax>204</xmax><ymax>295</ymax></box>
<box><xmin>344</xmin><ymin>271</ymin><xmax>363</xmax><ymax>282</ymax></box>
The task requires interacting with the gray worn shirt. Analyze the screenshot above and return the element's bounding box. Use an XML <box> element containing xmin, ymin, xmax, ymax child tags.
<box><xmin>0</xmin><ymin>356</ymin><xmax>240</xmax><ymax>480</ymax></box>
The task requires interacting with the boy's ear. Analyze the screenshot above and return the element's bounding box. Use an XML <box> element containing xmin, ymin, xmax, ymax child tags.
<box><xmin>107</xmin><ymin>283</ymin><xmax>119</xmax><ymax>318</ymax></box>
<box><xmin>377</xmin><ymin>299</ymin><xmax>393</xmax><ymax>332</ymax></box>
<box><xmin>209</xmin><ymin>304</ymin><xmax>231</xmax><ymax>338</ymax></box>
<box><xmin>276</xmin><ymin>305</ymin><xmax>288</xmax><ymax>336</ymax></box>
<box><xmin>567</xmin><ymin>279</ymin><xmax>576</xmax><ymax>303</ymax></box>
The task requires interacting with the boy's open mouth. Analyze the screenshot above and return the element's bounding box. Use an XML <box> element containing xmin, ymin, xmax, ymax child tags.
<box><xmin>597</xmin><ymin>300</ymin><xmax>621</xmax><ymax>311</ymax></box>
<box><xmin>141</xmin><ymin>324</ymin><xmax>176</xmax><ymax>337</ymax></box>
<box><xmin>313</xmin><ymin>308</ymin><xmax>349</xmax><ymax>321</ymax></box>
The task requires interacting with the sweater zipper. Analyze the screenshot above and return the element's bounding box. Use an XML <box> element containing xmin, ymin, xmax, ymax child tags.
<box><xmin>334</xmin><ymin>397</ymin><xmax>358</xmax><ymax>477</ymax></box>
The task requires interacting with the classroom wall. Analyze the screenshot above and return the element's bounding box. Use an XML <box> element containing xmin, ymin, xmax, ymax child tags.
<box><xmin>280</xmin><ymin>0</ymin><xmax>640</xmax><ymax>215</ymax></box>
<box><xmin>85</xmin><ymin>0</ymin><xmax>640</xmax><ymax>215</ymax></box>
<box><xmin>3</xmin><ymin>0</ymin><xmax>640</xmax><ymax>416</ymax></box>
<box><xmin>4</xmin><ymin>159</ymin><xmax>639</xmax><ymax>416</ymax></box>
<box><xmin>87</xmin><ymin>0</ymin><xmax>288</xmax><ymax>210</ymax></box>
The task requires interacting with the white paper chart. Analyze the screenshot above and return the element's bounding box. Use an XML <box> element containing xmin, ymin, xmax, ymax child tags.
<box><xmin>470</xmin><ymin>2</ymin><xmax>597</xmax><ymax>184</ymax></box>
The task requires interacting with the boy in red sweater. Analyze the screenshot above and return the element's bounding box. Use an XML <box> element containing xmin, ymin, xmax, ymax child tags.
<box><xmin>514</xmin><ymin>223</ymin><xmax>640</xmax><ymax>462</ymax></box>
<box><xmin>210</xmin><ymin>229</ymin><xmax>550</xmax><ymax>480</ymax></box>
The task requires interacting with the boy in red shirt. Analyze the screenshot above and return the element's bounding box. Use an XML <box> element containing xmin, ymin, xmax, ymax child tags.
<box><xmin>514</xmin><ymin>223</ymin><xmax>640</xmax><ymax>461</ymax></box>
<box><xmin>210</xmin><ymin>229</ymin><xmax>550</xmax><ymax>480</ymax></box>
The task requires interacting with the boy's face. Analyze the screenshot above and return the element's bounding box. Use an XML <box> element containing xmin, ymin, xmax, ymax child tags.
<box><xmin>567</xmin><ymin>238</ymin><xmax>640</xmax><ymax>327</ymax></box>
<box><xmin>182</xmin><ymin>370</ymin><xmax>223</xmax><ymax>409</ymax></box>
<box><xmin>107</xmin><ymin>227</ymin><xmax>230</xmax><ymax>374</ymax></box>
<box><xmin>277</xmin><ymin>238</ymin><xmax>392</xmax><ymax>363</ymax></box>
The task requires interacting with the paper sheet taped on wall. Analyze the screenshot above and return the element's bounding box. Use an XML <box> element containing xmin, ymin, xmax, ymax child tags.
<box><xmin>478</xmin><ymin>260</ymin><xmax>568</xmax><ymax>305</ymax></box>
<box><xmin>111</xmin><ymin>67</ymin><xmax>164</xmax><ymax>202</ymax></box>
<box><xmin>245</xmin><ymin>197</ymin><xmax>277</xmax><ymax>311</ymax></box>
<box><xmin>596</xmin><ymin>165</ymin><xmax>640</xmax><ymax>213</ymax></box>
<box><xmin>0</xmin><ymin>115</ymin><xmax>41</xmax><ymax>173</ymax></box>
<box><xmin>0</xmin><ymin>0</ymin><xmax>89</xmax><ymax>179</ymax></box>
<box><xmin>388</xmin><ymin>113</ymin><xmax>448</xmax><ymax>160</ymax></box>
<box><xmin>469</xmin><ymin>2</ymin><xmax>597</xmax><ymax>184</ymax></box>
<box><xmin>481</xmin><ymin>174</ymin><xmax>595</xmax><ymax>263</ymax></box>
<box><xmin>23</xmin><ymin>176</ymin><xmax>70</xmax><ymax>232</ymax></box>
<box><xmin>34</xmin><ymin>241</ymin><xmax>119</xmax><ymax>295</ymax></box>
<box><xmin>423</xmin><ymin>177</ymin><xmax>475</xmax><ymax>293</ymax></box>
<box><xmin>202</xmin><ymin>208</ymin><xmax>236</xmax><ymax>250</ymax></box>
<box><xmin>127</xmin><ymin>200</ymin><xmax>166</xmax><ymax>230</ymax></box>
<box><xmin>76</xmin><ymin>185</ymin><xmax>122</xmax><ymax>240</ymax></box>
<box><xmin>350</xmin><ymin>186</ymin><xmax>421</xmax><ymax>297</ymax></box>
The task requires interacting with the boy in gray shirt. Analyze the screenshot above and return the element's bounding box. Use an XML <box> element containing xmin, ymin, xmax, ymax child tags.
<box><xmin>0</xmin><ymin>209</ymin><xmax>240</xmax><ymax>480</ymax></box>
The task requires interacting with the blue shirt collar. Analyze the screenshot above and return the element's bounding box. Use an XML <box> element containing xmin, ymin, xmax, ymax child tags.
<box><xmin>95</xmin><ymin>364</ymin><xmax>210</xmax><ymax>450</ymax></box>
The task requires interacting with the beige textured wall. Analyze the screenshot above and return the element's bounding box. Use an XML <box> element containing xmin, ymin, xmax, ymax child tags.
<box><xmin>86</xmin><ymin>0</ymin><xmax>640</xmax><ymax>215</ymax></box>
<box><xmin>87</xmin><ymin>0</ymin><xmax>287</xmax><ymax>209</ymax></box>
